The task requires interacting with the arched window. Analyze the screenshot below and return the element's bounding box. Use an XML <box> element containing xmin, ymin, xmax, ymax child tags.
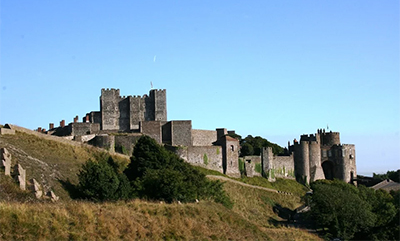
<box><xmin>230</xmin><ymin>145</ymin><xmax>234</xmax><ymax>151</ymax></box>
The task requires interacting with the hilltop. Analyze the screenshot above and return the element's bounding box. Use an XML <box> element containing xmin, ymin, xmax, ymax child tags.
<box><xmin>0</xmin><ymin>128</ymin><xmax>321</xmax><ymax>240</ymax></box>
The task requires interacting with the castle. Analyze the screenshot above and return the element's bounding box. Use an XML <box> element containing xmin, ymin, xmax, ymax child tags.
<box><xmin>42</xmin><ymin>88</ymin><xmax>356</xmax><ymax>184</ymax></box>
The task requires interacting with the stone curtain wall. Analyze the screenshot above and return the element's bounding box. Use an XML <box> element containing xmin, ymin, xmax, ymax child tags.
<box><xmin>272</xmin><ymin>155</ymin><xmax>295</xmax><ymax>179</ymax></box>
<box><xmin>171</xmin><ymin>121</ymin><xmax>192</xmax><ymax>146</ymax></box>
<box><xmin>191</xmin><ymin>129</ymin><xmax>218</xmax><ymax>146</ymax></box>
<box><xmin>166</xmin><ymin>145</ymin><xmax>223</xmax><ymax>173</ymax></box>
<box><xmin>187</xmin><ymin>146</ymin><xmax>223</xmax><ymax>173</ymax></box>
<box><xmin>140</xmin><ymin>121</ymin><xmax>163</xmax><ymax>144</ymax></box>
<box><xmin>242</xmin><ymin>156</ymin><xmax>262</xmax><ymax>177</ymax></box>
<box><xmin>114</xmin><ymin>135</ymin><xmax>142</xmax><ymax>156</ymax></box>
<box><xmin>71</xmin><ymin>123</ymin><xmax>100</xmax><ymax>136</ymax></box>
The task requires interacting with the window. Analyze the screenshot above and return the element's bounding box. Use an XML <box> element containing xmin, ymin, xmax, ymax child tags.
<box><xmin>230</xmin><ymin>145</ymin><xmax>234</xmax><ymax>151</ymax></box>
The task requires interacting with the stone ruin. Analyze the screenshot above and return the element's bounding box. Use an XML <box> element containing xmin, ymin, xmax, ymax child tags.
<box><xmin>1</xmin><ymin>147</ymin><xmax>59</xmax><ymax>201</ymax></box>
<box><xmin>13</xmin><ymin>163</ymin><xmax>26</xmax><ymax>190</ymax></box>
<box><xmin>1</xmin><ymin>147</ymin><xmax>12</xmax><ymax>176</ymax></box>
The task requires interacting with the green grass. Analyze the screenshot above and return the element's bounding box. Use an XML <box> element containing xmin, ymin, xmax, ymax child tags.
<box><xmin>194</xmin><ymin>166</ymin><xmax>227</xmax><ymax>177</ymax></box>
<box><xmin>236</xmin><ymin>176</ymin><xmax>309</xmax><ymax>196</ymax></box>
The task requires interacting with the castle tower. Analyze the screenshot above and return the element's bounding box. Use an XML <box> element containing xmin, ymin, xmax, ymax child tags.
<box><xmin>100</xmin><ymin>88</ymin><xmax>120</xmax><ymax>130</ymax></box>
<box><xmin>261</xmin><ymin>147</ymin><xmax>275</xmax><ymax>182</ymax></box>
<box><xmin>309</xmin><ymin>141</ymin><xmax>325</xmax><ymax>182</ymax></box>
<box><xmin>339</xmin><ymin>144</ymin><xmax>357</xmax><ymax>183</ymax></box>
<box><xmin>322</xmin><ymin>132</ymin><xmax>340</xmax><ymax>146</ymax></box>
<box><xmin>221</xmin><ymin>135</ymin><xmax>240</xmax><ymax>178</ymax></box>
<box><xmin>150</xmin><ymin>89</ymin><xmax>167</xmax><ymax>121</ymax></box>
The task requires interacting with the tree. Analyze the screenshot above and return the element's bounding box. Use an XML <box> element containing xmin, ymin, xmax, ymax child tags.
<box><xmin>309</xmin><ymin>180</ymin><xmax>399</xmax><ymax>240</ymax></box>
<box><xmin>124</xmin><ymin>135</ymin><xmax>232</xmax><ymax>207</ymax></box>
<box><xmin>310</xmin><ymin>180</ymin><xmax>375</xmax><ymax>240</ymax></box>
<box><xmin>373</xmin><ymin>169</ymin><xmax>400</xmax><ymax>183</ymax></box>
<box><xmin>240</xmin><ymin>142</ymin><xmax>254</xmax><ymax>156</ymax></box>
<box><xmin>77</xmin><ymin>156</ymin><xmax>131</xmax><ymax>201</ymax></box>
<box><xmin>240</xmin><ymin>135</ymin><xmax>284</xmax><ymax>156</ymax></box>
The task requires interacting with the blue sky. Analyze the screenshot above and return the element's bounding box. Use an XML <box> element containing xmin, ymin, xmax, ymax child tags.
<box><xmin>1</xmin><ymin>1</ymin><xmax>399</xmax><ymax>176</ymax></box>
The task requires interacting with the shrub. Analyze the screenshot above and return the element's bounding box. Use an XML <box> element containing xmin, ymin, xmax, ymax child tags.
<box><xmin>124</xmin><ymin>136</ymin><xmax>233</xmax><ymax>207</ymax></box>
<box><xmin>77</xmin><ymin>156</ymin><xmax>131</xmax><ymax>201</ymax></box>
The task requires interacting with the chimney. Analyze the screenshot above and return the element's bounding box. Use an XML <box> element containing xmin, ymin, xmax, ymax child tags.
<box><xmin>60</xmin><ymin>120</ymin><xmax>65</xmax><ymax>128</ymax></box>
<box><xmin>37</xmin><ymin>127</ymin><xmax>42</xmax><ymax>132</ymax></box>
<box><xmin>49</xmin><ymin>123</ymin><xmax>54</xmax><ymax>129</ymax></box>
<box><xmin>74</xmin><ymin>115</ymin><xmax>78</xmax><ymax>123</ymax></box>
<box><xmin>85</xmin><ymin>114</ymin><xmax>90</xmax><ymax>123</ymax></box>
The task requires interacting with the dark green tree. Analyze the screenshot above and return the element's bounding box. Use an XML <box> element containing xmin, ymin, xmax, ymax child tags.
<box><xmin>124</xmin><ymin>135</ymin><xmax>232</xmax><ymax>207</ymax></box>
<box><xmin>77</xmin><ymin>156</ymin><xmax>131</xmax><ymax>201</ymax></box>
<box><xmin>373</xmin><ymin>169</ymin><xmax>400</xmax><ymax>183</ymax></box>
<box><xmin>240</xmin><ymin>142</ymin><xmax>254</xmax><ymax>156</ymax></box>
<box><xmin>310</xmin><ymin>180</ymin><xmax>399</xmax><ymax>240</ymax></box>
<box><xmin>240</xmin><ymin>135</ymin><xmax>284</xmax><ymax>156</ymax></box>
<box><xmin>310</xmin><ymin>180</ymin><xmax>375</xmax><ymax>240</ymax></box>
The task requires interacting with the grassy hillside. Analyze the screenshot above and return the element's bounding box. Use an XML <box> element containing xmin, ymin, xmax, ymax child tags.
<box><xmin>0</xmin><ymin>130</ymin><xmax>321</xmax><ymax>240</ymax></box>
<box><xmin>0</xmin><ymin>131</ymin><xmax>129</xmax><ymax>199</ymax></box>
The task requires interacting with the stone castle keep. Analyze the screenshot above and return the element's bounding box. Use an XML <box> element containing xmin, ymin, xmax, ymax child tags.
<box><xmin>42</xmin><ymin>88</ymin><xmax>356</xmax><ymax>184</ymax></box>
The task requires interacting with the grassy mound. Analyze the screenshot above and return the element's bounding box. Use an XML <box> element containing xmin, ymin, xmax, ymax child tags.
<box><xmin>0</xmin><ymin>131</ymin><xmax>129</xmax><ymax>199</ymax></box>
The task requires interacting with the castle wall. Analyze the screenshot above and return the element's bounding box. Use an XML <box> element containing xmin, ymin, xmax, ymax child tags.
<box><xmin>89</xmin><ymin>111</ymin><xmax>101</xmax><ymax>124</ymax></box>
<box><xmin>262</xmin><ymin>147</ymin><xmax>295</xmax><ymax>181</ymax></box>
<box><xmin>129</xmin><ymin>96</ymin><xmax>145</xmax><ymax>130</ymax></box>
<box><xmin>171</xmin><ymin>121</ymin><xmax>192</xmax><ymax>146</ymax></box>
<box><xmin>273</xmin><ymin>155</ymin><xmax>295</xmax><ymax>179</ymax></box>
<box><xmin>89</xmin><ymin>135</ymin><xmax>115</xmax><ymax>153</ymax></box>
<box><xmin>144</xmin><ymin>94</ymin><xmax>154</xmax><ymax>121</ymax></box>
<box><xmin>162</xmin><ymin>121</ymin><xmax>172</xmax><ymax>144</ymax></box>
<box><xmin>140</xmin><ymin>121</ymin><xmax>162</xmax><ymax>144</ymax></box>
<box><xmin>114</xmin><ymin>135</ymin><xmax>142</xmax><ymax>156</ymax></box>
<box><xmin>166</xmin><ymin>145</ymin><xmax>223</xmax><ymax>173</ymax></box>
<box><xmin>118</xmin><ymin>98</ymin><xmax>130</xmax><ymax>132</ymax></box>
<box><xmin>242</xmin><ymin>156</ymin><xmax>262</xmax><ymax>177</ymax></box>
<box><xmin>191</xmin><ymin>129</ymin><xmax>217</xmax><ymax>146</ymax></box>
<box><xmin>71</xmin><ymin>123</ymin><xmax>100</xmax><ymax>136</ymax></box>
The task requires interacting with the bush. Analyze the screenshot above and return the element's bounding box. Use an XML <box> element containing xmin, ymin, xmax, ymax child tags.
<box><xmin>124</xmin><ymin>136</ymin><xmax>233</xmax><ymax>207</ymax></box>
<box><xmin>309</xmin><ymin>180</ymin><xmax>399</xmax><ymax>240</ymax></box>
<box><xmin>77</xmin><ymin>156</ymin><xmax>131</xmax><ymax>201</ymax></box>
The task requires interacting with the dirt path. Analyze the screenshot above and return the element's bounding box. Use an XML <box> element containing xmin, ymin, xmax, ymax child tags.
<box><xmin>206</xmin><ymin>175</ymin><xmax>280</xmax><ymax>193</ymax></box>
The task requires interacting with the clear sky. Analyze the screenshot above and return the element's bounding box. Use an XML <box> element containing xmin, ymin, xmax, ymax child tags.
<box><xmin>1</xmin><ymin>1</ymin><xmax>399</xmax><ymax>176</ymax></box>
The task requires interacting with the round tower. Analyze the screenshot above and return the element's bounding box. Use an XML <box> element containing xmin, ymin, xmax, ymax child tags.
<box><xmin>294</xmin><ymin>141</ymin><xmax>310</xmax><ymax>184</ymax></box>
<box><xmin>322</xmin><ymin>132</ymin><xmax>340</xmax><ymax>146</ymax></box>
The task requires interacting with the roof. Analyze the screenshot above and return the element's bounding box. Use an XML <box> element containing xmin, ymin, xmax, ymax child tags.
<box><xmin>371</xmin><ymin>179</ymin><xmax>400</xmax><ymax>192</ymax></box>
<box><xmin>224</xmin><ymin>135</ymin><xmax>239</xmax><ymax>142</ymax></box>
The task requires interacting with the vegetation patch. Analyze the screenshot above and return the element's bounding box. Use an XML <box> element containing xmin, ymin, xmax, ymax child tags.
<box><xmin>255</xmin><ymin>163</ymin><xmax>262</xmax><ymax>173</ymax></box>
<box><xmin>203</xmin><ymin>153</ymin><xmax>209</xmax><ymax>165</ymax></box>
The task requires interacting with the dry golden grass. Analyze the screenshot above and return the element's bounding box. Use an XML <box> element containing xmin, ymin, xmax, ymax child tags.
<box><xmin>0</xmin><ymin>200</ymin><xmax>273</xmax><ymax>240</ymax></box>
